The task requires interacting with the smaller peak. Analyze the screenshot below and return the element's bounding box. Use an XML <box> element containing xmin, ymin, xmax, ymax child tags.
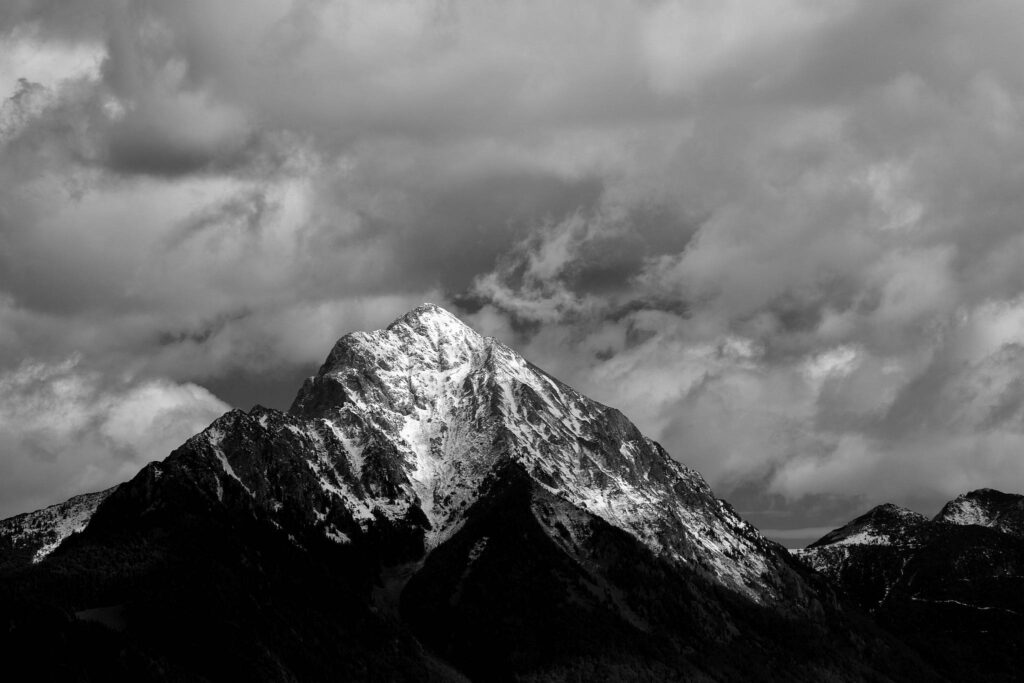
<box><xmin>808</xmin><ymin>503</ymin><xmax>927</xmax><ymax>548</ymax></box>
<box><xmin>938</xmin><ymin>488</ymin><xmax>1017</xmax><ymax>514</ymax></box>
<box><xmin>935</xmin><ymin>488</ymin><xmax>1023</xmax><ymax>527</ymax></box>
<box><xmin>869</xmin><ymin>502</ymin><xmax>920</xmax><ymax>517</ymax></box>
<box><xmin>856</xmin><ymin>502</ymin><xmax>927</xmax><ymax>527</ymax></box>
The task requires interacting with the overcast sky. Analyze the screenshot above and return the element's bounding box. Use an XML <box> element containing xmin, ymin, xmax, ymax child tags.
<box><xmin>2</xmin><ymin>1</ymin><xmax>1024</xmax><ymax>545</ymax></box>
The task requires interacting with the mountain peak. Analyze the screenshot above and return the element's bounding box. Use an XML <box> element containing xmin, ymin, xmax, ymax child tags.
<box><xmin>807</xmin><ymin>503</ymin><xmax>927</xmax><ymax>548</ymax></box>
<box><xmin>934</xmin><ymin>488</ymin><xmax>1024</xmax><ymax>534</ymax></box>
<box><xmin>386</xmin><ymin>303</ymin><xmax>478</xmax><ymax>341</ymax></box>
<box><xmin>282</xmin><ymin>307</ymin><xmax>797</xmax><ymax>603</ymax></box>
<box><xmin>948</xmin><ymin>487</ymin><xmax>1015</xmax><ymax>504</ymax></box>
<box><xmin>386</xmin><ymin>303</ymin><xmax>486</xmax><ymax>361</ymax></box>
<box><xmin>302</xmin><ymin>304</ymin><xmax>486</xmax><ymax>395</ymax></box>
<box><xmin>866</xmin><ymin>502</ymin><xmax>926</xmax><ymax>521</ymax></box>
<box><xmin>390</xmin><ymin>302</ymin><xmax>465</xmax><ymax>327</ymax></box>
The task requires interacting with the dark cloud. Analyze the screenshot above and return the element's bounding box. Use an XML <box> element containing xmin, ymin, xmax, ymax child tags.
<box><xmin>102</xmin><ymin>120</ymin><xmax>256</xmax><ymax>177</ymax></box>
<box><xmin>165</xmin><ymin>190</ymin><xmax>270</xmax><ymax>248</ymax></box>
<box><xmin>374</xmin><ymin>172</ymin><xmax>605</xmax><ymax>293</ymax></box>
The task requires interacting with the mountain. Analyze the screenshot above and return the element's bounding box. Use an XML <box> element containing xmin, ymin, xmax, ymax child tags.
<box><xmin>934</xmin><ymin>488</ymin><xmax>1024</xmax><ymax>536</ymax></box>
<box><xmin>794</xmin><ymin>491</ymin><xmax>1024</xmax><ymax>682</ymax></box>
<box><xmin>1</xmin><ymin>305</ymin><xmax>936</xmax><ymax>681</ymax></box>
<box><xmin>804</xmin><ymin>503</ymin><xmax>930</xmax><ymax>550</ymax></box>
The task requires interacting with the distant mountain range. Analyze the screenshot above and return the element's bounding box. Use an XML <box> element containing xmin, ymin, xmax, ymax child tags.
<box><xmin>0</xmin><ymin>305</ymin><xmax>1018</xmax><ymax>680</ymax></box>
<box><xmin>794</xmin><ymin>488</ymin><xmax>1024</xmax><ymax>682</ymax></box>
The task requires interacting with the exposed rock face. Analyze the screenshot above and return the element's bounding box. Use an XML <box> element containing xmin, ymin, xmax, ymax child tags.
<box><xmin>0</xmin><ymin>305</ymin><xmax>944</xmax><ymax>680</ymax></box>
<box><xmin>794</xmin><ymin>491</ymin><xmax>1024</xmax><ymax>682</ymax></box>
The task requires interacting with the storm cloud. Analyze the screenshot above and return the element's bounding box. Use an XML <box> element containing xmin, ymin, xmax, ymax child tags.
<box><xmin>2</xmin><ymin>1</ymin><xmax>1024</xmax><ymax>537</ymax></box>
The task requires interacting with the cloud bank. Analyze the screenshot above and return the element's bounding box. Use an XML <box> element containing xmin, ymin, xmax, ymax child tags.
<box><xmin>2</xmin><ymin>1</ymin><xmax>1024</xmax><ymax>532</ymax></box>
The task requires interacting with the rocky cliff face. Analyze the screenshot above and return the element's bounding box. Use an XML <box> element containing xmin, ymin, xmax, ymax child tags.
<box><xmin>0</xmin><ymin>305</ymin><xmax>941</xmax><ymax>681</ymax></box>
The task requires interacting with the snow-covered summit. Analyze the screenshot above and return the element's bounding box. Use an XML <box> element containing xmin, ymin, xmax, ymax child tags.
<box><xmin>934</xmin><ymin>488</ymin><xmax>1024</xmax><ymax>536</ymax></box>
<box><xmin>224</xmin><ymin>304</ymin><xmax>800</xmax><ymax>604</ymax></box>
<box><xmin>792</xmin><ymin>503</ymin><xmax>933</xmax><ymax>594</ymax></box>
<box><xmin>320</xmin><ymin>303</ymin><xmax>485</xmax><ymax>376</ymax></box>
<box><xmin>389</xmin><ymin>302</ymin><xmax>477</xmax><ymax>337</ymax></box>
<box><xmin>807</xmin><ymin>503</ymin><xmax>928</xmax><ymax>549</ymax></box>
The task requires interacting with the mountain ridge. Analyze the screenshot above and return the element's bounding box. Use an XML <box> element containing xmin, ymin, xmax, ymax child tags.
<box><xmin>0</xmin><ymin>304</ymin><xmax>951</xmax><ymax>680</ymax></box>
<box><xmin>794</xmin><ymin>488</ymin><xmax>1024</xmax><ymax>682</ymax></box>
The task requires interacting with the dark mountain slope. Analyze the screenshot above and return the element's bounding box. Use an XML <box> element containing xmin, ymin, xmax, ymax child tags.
<box><xmin>403</xmin><ymin>462</ymin><xmax>932</xmax><ymax>682</ymax></box>
<box><xmin>0</xmin><ymin>457</ymin><xmax>455</xmax><ymax>681</ymax></box>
